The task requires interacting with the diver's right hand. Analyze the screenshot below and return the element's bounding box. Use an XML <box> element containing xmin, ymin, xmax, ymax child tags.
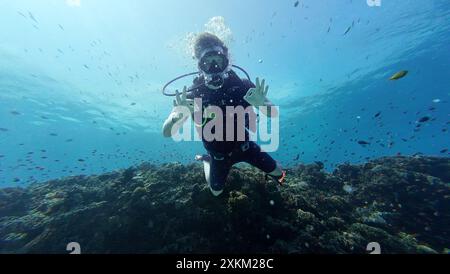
<box><xmin>173</xmin><ymin>86</ymin><xmax>194</xmax><ymax>114</ymax></box>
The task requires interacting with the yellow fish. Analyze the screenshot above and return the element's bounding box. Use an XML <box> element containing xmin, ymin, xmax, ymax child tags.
<box><xmin>390</xmin><ymin>70</ymin><xmax>408</xmax><ymax>80</ymax></box>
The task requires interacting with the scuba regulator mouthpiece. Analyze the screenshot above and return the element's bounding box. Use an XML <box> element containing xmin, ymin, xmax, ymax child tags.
<box><xmin>203</xmin><ymin>72</ymin><xmax>227</xmax><ymax>90</ymax></box>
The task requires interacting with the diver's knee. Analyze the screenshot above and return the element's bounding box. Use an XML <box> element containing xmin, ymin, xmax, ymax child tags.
<box><xmin>209</xmin><ymin>187</ymin><xmax>224</xmax><ymax>197</ymax></box>
<box><xmin>203</xmin><ymin>160</ymin><xmax>211</xmax><ymax>184</ymax></box>
<box><xmin>209</xmin><ymin>179</ymin><xmax>224</xmax><ymax>197</ymax></box>
<box><xmin>203</xmin><ymin>161</ymin><xmax>224</xmax><ymax>196</ymax></box>
<box><xmin>269</xmin><ymin>163</ymin><xmax>283</xmax><ymax>177</ymax></box>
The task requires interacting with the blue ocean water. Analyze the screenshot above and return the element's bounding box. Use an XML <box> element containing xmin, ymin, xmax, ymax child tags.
<box><xmin>0</xmin><ymin>0</ymin><xmax>449</xmax><ymax>187</ymax></box>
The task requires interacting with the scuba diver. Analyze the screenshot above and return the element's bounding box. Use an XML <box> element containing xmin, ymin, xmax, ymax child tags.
<box><xmin>162</xmin><ymin>32</ymin><xmax>285</xmax><ymax>196</ymax></box>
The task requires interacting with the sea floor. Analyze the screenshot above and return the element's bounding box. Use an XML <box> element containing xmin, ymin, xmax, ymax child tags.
<box><xmin>0</xmin><ymin>156</ymin><xmax>449</xmax><ymax>254</ymax></box>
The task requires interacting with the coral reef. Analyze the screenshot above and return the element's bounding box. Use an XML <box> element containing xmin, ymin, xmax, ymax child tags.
<box><xmin>0</xmin><ymin>156</ymin><xmax>449</xmax><ymax>254</ymax></box>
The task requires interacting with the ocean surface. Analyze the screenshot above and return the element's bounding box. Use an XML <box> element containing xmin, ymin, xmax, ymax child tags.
<box><xmin>0</xmin><ymin>0</ymin><xmax>449</xmax><ymax>187</ymax></box>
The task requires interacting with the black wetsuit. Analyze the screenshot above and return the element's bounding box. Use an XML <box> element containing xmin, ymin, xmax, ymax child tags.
<box><xmin>187</xmin><ymin>70</ymin><xmax>278</xmax><ymax>192</ymax></box>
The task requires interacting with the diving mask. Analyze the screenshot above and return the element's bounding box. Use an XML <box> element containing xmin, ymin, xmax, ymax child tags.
<box><xmin>199</xmin><ymin>51</ymin><xmax>229</xmax><ymax>74</ymax></box>
<box><xmin>198</xmin><ymin>47</ymin><xmax>230</xmax><ymax>90</ymax></box>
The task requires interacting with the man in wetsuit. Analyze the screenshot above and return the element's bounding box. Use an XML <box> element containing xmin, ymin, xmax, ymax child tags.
<box><xmin>163</xmin><ymin>33</ymin><xmax>285</xmax><ymax>196</ymax></box>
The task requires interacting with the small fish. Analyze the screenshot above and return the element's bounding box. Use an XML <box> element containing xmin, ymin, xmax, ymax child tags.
<box><xmin>374</xmin><ymin>112</ymin><xmax>381</xmax><ymax>118</ymax></box>
<box><xmin>294</xmin><ymin>1</ymin><xmax>299</xmax><ymax>7</ymax></box>
<box><xmin>418</xmin><ymin>116</ymin><xmax>430</xmax><ymax>123</ymax></box>
<box><xmin>17</xmin><ymin>11</ymin><xmax>27</xmax><ymax>18</ymax></box>
<box><xmin>28</xmin><ymin>12</ymin><xmax>38</xmax><ymax>24</ymax></box>
<box><xmin>358</xmin><ymin>140</ymin><xmax>371</xmax><ymax>146</ymax></box>
<box><xmin>440</xmin><ymin>149</ymin><xmax>448</xmax><ymax>154</ymax></box>
<box><xmin>10</xmin><ymin>111</ymin><xmax>21</xmax><ymax>115</ymax></box>
<box><xmin>78</xmin><ymin>159</ymin><xmax>85</xmax><ymax>162</ymax></box>
<box><xmin>344</xmin><ymin>25</ymin><xmax>352</xmax><ymax>35</ymax></box>
<box><xmin>0</xmin><ymin>128</ymin><xmax>8</xmax><ymax>132</ymax></box>
<box><xmin>58</xmin><ymin>24</ymin><xmax>64</xmax><ymax>31</ymax></box>
<box><xmin>49</xmin><ymin>133</ymin><xmax>58</xmax><ymax>137</ymax></box>
<box><xmin>390</xmin><ymin>70</ymin><xmax>408</xmax><ymax>80</ymax></box>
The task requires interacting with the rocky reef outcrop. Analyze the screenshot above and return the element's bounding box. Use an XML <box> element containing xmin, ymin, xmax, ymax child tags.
<box><xmin>0</xmin><ymin>156</ymin><xmax>449</xmax><ymax>254</ymax></box>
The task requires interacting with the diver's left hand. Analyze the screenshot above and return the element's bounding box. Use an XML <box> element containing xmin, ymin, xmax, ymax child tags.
<box><xmin>244</xmin><ymin>77</ymin><xmax>269</xmax><ymax>107</ymax></box>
